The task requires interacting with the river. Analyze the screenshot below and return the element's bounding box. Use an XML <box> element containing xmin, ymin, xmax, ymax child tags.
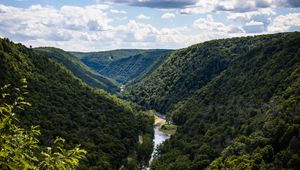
<box><xmin>149</xmin><ymin>125</ymin><xmax>170</xmax><ymax>163</ymax></box>
<box><xmin>145</xmin><ymin>115</ymin><xmax>170</xmax><ymax>169</ymax></box>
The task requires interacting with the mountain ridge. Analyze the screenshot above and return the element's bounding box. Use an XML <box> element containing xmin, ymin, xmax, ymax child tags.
<box><xmin>124</xmin><ymin>32</ymin><xmax>300</xmax><ymax>169</ymax></box>
<box><xmin>124</xmin><ymin>33</ymin><xmax>281</xmax><ymax>114</ymax></box>
<box><xmin>34</xmin><ymin>47</ymin><xmax>120</xmax><ymax>93</ymax></box>
<box><xmin>72</xmin><ymin>49</ymin><xmax>173</xmax><ymax>84</ymax></box>
<box><xmin>0</xmin><ymin>38</ymin><xmax>153</xmax><ymax>169</ymax></box>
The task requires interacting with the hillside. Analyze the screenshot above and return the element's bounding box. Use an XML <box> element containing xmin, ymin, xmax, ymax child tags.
<box><xmin>124</xmin><ymin>34</ymin><xmax>285</xmax><ymax>114</ymax></box>
<box><xmin>72</xmin><ymin>49</ymin><xmax>172</xmax><ymax>84</ymax></box>
<box><xmin>0</xmin><ymin>38</ymin><xmax>153</xmax><ymax>169</ymax></box>
<box><xmin>35</xmin><ymin>47</ymin><xmax>120</xmax><ymax>93</ymax></box>
<box><xmin>125</xmin><ymin>32</ymin><xmax>300</xmax><ymax>169</ymax></box>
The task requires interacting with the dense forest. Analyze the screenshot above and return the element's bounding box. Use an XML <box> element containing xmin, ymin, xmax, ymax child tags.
<box><xmin>1</xmin><ymin>32</ymin><xmax>300</xmax><ymax>170</ymax></box>
<box><xmin>72</xmin><ymin>49</ymin><xmax>172</xmax><ymax>84</ymax></box>
<box><xmin>124</xmin><ymin>34</ymin><xmax>288</xmax><ymax>114</ymax></box>
<box><xmin>35</xmin><ymin>47</ymin><xmax>120</xmax><ymax>93</ymax></box>
<box><xmin>125</xmin><ymin>32</ymin><xmax>300</xmax><ymax>169</ymax></box>
<box><xmin>0</xmin><ymin>38</ymin><xmax>154</xmax><ymax>169</ymax></box>
<box><xmin>0</xmin><ymin>78</ymin><xmax>87</xmax><ymax>169</ymax></box>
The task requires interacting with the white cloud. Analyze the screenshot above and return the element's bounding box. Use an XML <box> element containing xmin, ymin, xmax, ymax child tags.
<box><xmin>179</xmin><ymin>0</ymin><xmax>216</xmax><ymax>14</ymax></box>
<box><xmin>268</xmin><ymin>13</ymin><xmax>300</xmax><ymax>32</ymax></box>
<box><xmin>227</xmin><ymin>8</ymin><xmax>276</xmax><ymax>33</ymax></box>
<box><xmin>136</xmin><ymin>14</ymin><xmax>151</xmax><ymax>20</ymax></box>
<box><xmin>193</xmin><ymin>15</ymin><xmax>244</xmax><ymax>34</ymax></box>
<box><xmin>110</xmin><ymin>9</ymin><xmax>127</xmax><ymax>14</ymax></box>
<box><xmin>0</xmin><ymin>4</ymin><xmax>193</xmax><ymax>51</ymax></box>
<box><xmin>190</xmin><ymin>15</ymin><xmax>248</xmax><ymax>42</ymax></box>
<box><xmin>0</xmin><ymin>4</ymin><xmax>114</xmax><ymax>50</ymax></box>
<box><xmin>161</xmin><ymin>12</ymin><xmax>176</xmax><ymax>19</ymax></box>
<box><xmin>0</xmin><ymin>4</ymin><xmax>111</xmax><ymax>36</ymax></box>
<box><xmin>0</xmin><ymin>3</ymin><xmax>299</xmax><ymax>51</ymax></box>
<box><xmin>117</xmin><ymin>20</ymin><xmax>157</xmax><ymax>41</ymax></box>
<box><xmin>227</xmin><ymin>8</ymin><xmax>276</xmax><ymax>22</ymax></box>
<box><xmin>245</xmin><ymin>20</ymin><xmax>264</xmax><ymax>26</ymax></box>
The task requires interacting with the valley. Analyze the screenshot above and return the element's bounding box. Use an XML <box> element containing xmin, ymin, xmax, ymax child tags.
<box><xmin>71</xmin><ymin>49</ymin><xmax>173</xmax><ymax>85</ymax></box>
<box><xmin>0</xmin><ymin>38</ymin><xmax>154</xmax><ymax>169</ymax></box>
<box><xmin>126</xmin><ymin>32</ymin><xmax>300</xmax><ymax>170</ymax></box>
<box><xmin>1</xmin><ymin>32</ymin><xmax>300</xmax><ymax>170</ymax></box>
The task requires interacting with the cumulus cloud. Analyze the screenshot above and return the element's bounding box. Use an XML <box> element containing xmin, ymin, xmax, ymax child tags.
<box><xmin>227</xmin><ymin>8</ymin><xmax>276</xmax><ymax>33</ymax></box>
<box><xmin>188</xmin><ymin>15</ymin><xmax>249</xmax><ymax>44</ymax></box>
<box><xmin>0</xmin><ymin>4</ymin><xmax>196</xmax><ymax>50</ymax></box>
<box><xmin>115</xmin><ymin>20</ymin><xmax>157</xmax><ymax>41</ymax></box>
<box><xmin>161</xmin><ymin>12</ymin><xmax>176</xmax><ymax>19</ymax></box>
<box><xmin>214</xmin><ymin>0</ymin><xmax>258</xmax><ymax>12</ymax></box>
<box><xmin>110</xmin><ymin>9</ymin><xmax>127</xmax><ymax>14</ymax></box>
<box><xmin>108</xmin><ymin>20</ymin><xmax>195</xmax><ymax>49</ymax></box>
<box><xmin>0</xmin><ymin>4</ymin><xmax>115</xmax><ymax>50</ymax></box>
<box><xmin>268</xmin><ymin>13</ymin><xmax>300</xmax><ymax>32</ymax></box>
<box><xmin>227</xmin><ymin>8</ymin><xmax>276</xmax><ymax>22</ymax></box>
<box><xmin>136</xmin><ymin>14</ymin><xmax>151</xmax><ymax>20</ymax></box>
<box><xmin>0</xmin><ymin>4</ymin><xmax>111</xmax><ymax>32</ymax></box>
<box><xmin>0</xmin><ymin>2</ymin><xmax>299</xmax><ymax>51</ymax></box>
<box><xmin>193</xmin><ymin>15</ymin><xmax>244</xmax><ymax>34</ymax></box>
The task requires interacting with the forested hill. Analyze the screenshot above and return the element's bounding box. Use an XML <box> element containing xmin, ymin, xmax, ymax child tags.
<box><xmin>71</xmin><ymin>49</ymin><xmax>172</xmax><ymax>84</ymax></box>
<box><xmin>34</xmin><ymin>47</ymin><xmax>120</xmax><ymax>93</ymax></box>
<box><xmin>125</xmin><ymin>32</ymin><xmax>300</xmax><ymax>169</ymax></box>
<box><xmin>0</xmin><ymin>38</ymin><xmax>153</xmax><ymax>169</ymax></box>
<box><xmin>124</xmin><ymin>33</ymin><xmax>299</xmax><ymax>114</ymax></box>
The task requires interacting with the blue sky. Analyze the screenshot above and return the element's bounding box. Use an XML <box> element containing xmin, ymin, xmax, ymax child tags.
<box><xmin>0</xmin><ymin>0</ymin><xmax>300</xmax><ymax>51</ymax></box>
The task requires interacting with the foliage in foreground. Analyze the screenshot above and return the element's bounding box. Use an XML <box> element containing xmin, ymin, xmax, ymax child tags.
<box><xmin>0</xmin><ymin>79</ymin><xmax>86</xmax><ymax>169</ymax></box>
<box><xmin>0</xmin><ymin>38</ymin><xmax>153</xmax><ymax>169</ymax></box>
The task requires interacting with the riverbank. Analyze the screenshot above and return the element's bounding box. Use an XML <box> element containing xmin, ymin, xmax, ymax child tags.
<box><xmin>154</xmin><ymin>115</ymin><xmax>166</xmax><ymax>126</ymax></box>
<box><xmin>154</xmin><ymin>115</ymin><xmax>177</xmax><ymax>135</ymax></box>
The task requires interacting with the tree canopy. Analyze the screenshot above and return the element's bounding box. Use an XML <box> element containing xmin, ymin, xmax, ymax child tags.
<box><xmin>125</xmin><ymin>32</ymin><xmax>300</xmax><ymax>169</ymax></box>
<box><xmin>0</xmin><ymin>78</ymin><xmax>86</xmax><ymax>169</ymax></box>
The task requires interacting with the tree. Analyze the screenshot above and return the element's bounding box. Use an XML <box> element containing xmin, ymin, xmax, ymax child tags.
<box><xmin>0</xmin><ymin>78</ymin><xmax>86</xmax><ymax>169</ymax></box>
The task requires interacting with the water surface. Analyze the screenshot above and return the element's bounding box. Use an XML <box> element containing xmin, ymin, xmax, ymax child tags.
<box><xmin>146</xmin><ymin>125</ymin><xmax>170</xmax><ymax>169</ymax></box>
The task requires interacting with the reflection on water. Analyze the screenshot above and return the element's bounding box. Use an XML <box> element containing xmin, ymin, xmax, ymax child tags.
<box><xmin>146</xmin><ymin>125</ymin><xmax>170</xmax><ymax>169</ymax></box>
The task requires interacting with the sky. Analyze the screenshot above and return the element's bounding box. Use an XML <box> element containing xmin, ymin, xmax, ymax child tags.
<box><xmin>0</xmin><ymin>0</ymin><xmax>300</xmax><ymax>51</ymax></box>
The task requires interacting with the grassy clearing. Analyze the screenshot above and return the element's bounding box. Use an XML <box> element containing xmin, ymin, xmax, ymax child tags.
<box><xmin>160</xmin><ymin>124</ymin><xmax>177</xmax><ymax>135</ymax></box>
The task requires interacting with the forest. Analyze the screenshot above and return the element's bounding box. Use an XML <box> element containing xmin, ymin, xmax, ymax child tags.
<box><xmin>72</xmin><ymin>49</ymin><xmax>172</xmax><ymax>84</ymax></box>
<box><xmin>34</xmin><ymin>47</ymin><xmax>120</xmax><ymax>93</ymax></box>
<box><xmin>125</xmin><ymin>32</ymin><xmax>300</xmax><ymax>169</ymax></box>
<box><xmin>0</xmin><ymin>38</ymin><xmax>153</xmax><ymax>169</ymax></box>
<box><xmin>1</xmin><ymin>32</ymin><xmax>300</xmax><ymax>170</ymax></box>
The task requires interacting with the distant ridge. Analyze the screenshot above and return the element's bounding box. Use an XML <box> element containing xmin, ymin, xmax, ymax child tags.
<box><xmin>71</xmin><ymin>49</ymin><xmax>173</xmax><ymax>84</ymax></box>
<box><xmin>35</xmin><ymin>47</ymin><xmax>120</xmax><ymax>93</ymax></box>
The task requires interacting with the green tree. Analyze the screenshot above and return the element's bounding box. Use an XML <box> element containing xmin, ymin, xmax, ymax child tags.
<box><xmin>0</xmin><ymin>79</ymin><xmax>86</xmax><ymax>169</ymax></box>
